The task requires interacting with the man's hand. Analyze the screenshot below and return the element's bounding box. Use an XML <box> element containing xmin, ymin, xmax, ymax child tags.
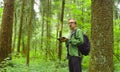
<box><xmin>57</xmin><ymin>37</ymin><xmax>68</xmax><ymax>42</ymax></box>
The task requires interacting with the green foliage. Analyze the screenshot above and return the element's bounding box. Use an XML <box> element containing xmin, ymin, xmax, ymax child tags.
<box><xmin>0</xmin><ymin>7</ymin><xmax>3</xmax><ymax>25</ymax></box>
<box><xmin>114</xmin><ymin>19</ymin><xmax>120</xmax><ymax>55</ymax></box>
<box><xmin>0</xmin><ymin>0</ymin><xmax>120</xmax><ymax>71</ymax></box>
<box><xmin>0</xmin><ymin>55</ymin><xmax>119</xmax><ymax>72</ymax></box>
<box><xmin>4</xmin><ymin>55</ymin><xmax>91</xmax><ymax>72</ymax></box>
<box><xmin>5</xmin><ymin>56</ymin><xmax>68</xmax><ymax>72</ymax></box>
<box><xmin>0</xmin><ymin>7</ymin><xmax>3</xmax><ymax>16</ymax></box>
<box><xmin>113</xmin><ymin>19</ymin><xmax>120</xmax><ymax>72</ymax></box>
<box><xmin>82</xmin><ymin>56</ymin><xmax>90</xmax><ymax>72</ymax></box>
<box><xmin>114</xmin><ymin>55</ymin><xmax>120</xmax><ymax>72</ymax></box>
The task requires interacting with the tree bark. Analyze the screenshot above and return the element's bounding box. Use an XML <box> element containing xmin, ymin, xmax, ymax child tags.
<box><xmin>89</xmin><ymin>0</ymin><xmax>114</xmax><ymax>72</ymax></box>
<box><xmin>17</xmin><ymin>0</ymin><xmax>25</xmax><ymax>53</ymax></box>
<box><xmin>12</xmin><ymin>12</ymin><xmax>17</xmax><ymax>52</ymax></box>
<box><xmin>58</xmin><ymin>0</ymin><xmax>65</xmax><ymax>60</ymax></box>
<box><xmin>40</xmin><ymin>9</ymin><xmax>45</xmax><ymax>51</ymax></box>
<box><xmin>45</xmin><ymin>0</ymin><xmax>51</xmax><ymax>60</ymax></box>
<box><xmin>26</xmin><ymin>0</ymin><xmax>34</xmax><ymax>66</ymax></box>
<box><xmin>0</xmin><ymin>0</ymin><xmax>14</xmax><ymax>62</ymax></box>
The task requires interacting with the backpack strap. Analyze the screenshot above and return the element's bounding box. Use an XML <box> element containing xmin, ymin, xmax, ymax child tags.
<box><xmin>70</xmin><ymin>29</ymin><xmax>77</xmax><ymax>38</ymax></box>
<box><xmin>74</xmin><ymin>29</ymin><xmax>79</xmax><ymax>39</ymax></box>
<box><xmin>73</xmin><ymin>29</ymin><xmax>76</xmax><ymax>38</ymax></box>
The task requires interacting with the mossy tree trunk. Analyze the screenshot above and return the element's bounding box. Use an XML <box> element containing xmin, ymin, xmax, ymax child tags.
<box><xmin>26</xmin><ymin>0</ymin><xmax>34</xmax><ymax>66</ymax></box>
<box><xmin>58</xmin><ymin>0</ymin><xmax>65</xmax><ymax>60</ymax></box>
<box><xmin>89</xmin><ymin>0</ymin><xmax>114</xmax><ymax>72</ymax></box>
<box><xmin>0</xmin><ymin>0</ymin><xmax>14</xmax><ymax>62</ymax></box>
<box><xmin>17</xmin><ymin>0</ymin><xmax>25</xmax><ymax>53</ymax></box>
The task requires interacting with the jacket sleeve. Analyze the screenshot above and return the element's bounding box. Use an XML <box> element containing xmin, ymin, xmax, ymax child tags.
<box><xmin>69</xmin><ymin>29</ymin><xmax>84</xmax><ymax>46</ymax></box>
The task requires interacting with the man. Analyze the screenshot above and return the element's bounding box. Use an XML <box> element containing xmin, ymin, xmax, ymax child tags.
<box><xmin>58</xmin><ymin>18</ymin><xmax>84</xmax><ymax>72</ymax></box>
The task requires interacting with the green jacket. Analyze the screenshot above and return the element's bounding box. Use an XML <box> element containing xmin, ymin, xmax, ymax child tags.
<box><xmin>66</xmin><ymin>28</ymin><xmax>84</xmax><ymax>57</ymax></box>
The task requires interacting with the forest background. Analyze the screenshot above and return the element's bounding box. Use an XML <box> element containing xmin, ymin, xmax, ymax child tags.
<box><xmin>0</xmin><ymin>0</ymin><xmax>120</xmax><ymax>72</ymax></box>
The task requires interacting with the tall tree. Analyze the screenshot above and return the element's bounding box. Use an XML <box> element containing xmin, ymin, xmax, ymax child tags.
<box><xmin>12</xmin><ymin>0</ymin><xmax>21</xmax><ymax>52</ymax></box>
<box><xmin>26</xmin><ymin>0</ymin><xmax>34</xmax><ymax>66</ymax></box>
<box><xmin>58</xmin><ymin>0</ymin><xmax>65</xmax><ymax>60</ymax></box>
<box><xmin>89</xmin><ymin>0</ymin><xmax>113</xmax><ymax>72</ymax></box>
<box><xmin>0</xmin><ymin>0</ymin><xmax>14</xmax><ymax>62</ymax></box>
<box><xmin>40</xmin><ymin>7</ymin><xmax>45</xmax><ymax>53</ymax></box>
<box><xmin>46</xmin><ymin>0</ymin><xmax>51</xmax><ymax>60</ymax></box>
<box><xmin>17</xmin><ymin>0</ymin><xmax>25</xmax><ymax>53</ymax></box>
<box><xmin>12</xmin><ymin>11</ymin><xmax>17</xmax><ymax>51</ymax></box>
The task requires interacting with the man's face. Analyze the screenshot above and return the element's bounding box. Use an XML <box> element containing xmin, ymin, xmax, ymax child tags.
<box><xmin>68</xmin><ymin>19</ymin><xmax>76</xmax><ymax>30</ymax></box>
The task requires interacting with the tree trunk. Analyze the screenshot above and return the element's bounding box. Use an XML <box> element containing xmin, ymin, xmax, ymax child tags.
<box><xmin>45</xmin><ymin>0</ymin><xmax>51</xmax><ymax>60</ymax></box>
<box><xmin>17</xmin><ymin>0</ymin><xmax>25</xmax><ymax>53</ymax></box>
<box><xmin>40</xmin><ymin>10</ymin><xmax>45</xmax><ymax>51</ymax></box>
<box><xmin>89</xmin><ymin>0</ymin><xmax>113</xmax><ymax>72</ymax></box>
<box><xmin>56</xmin><ymin>18</ymin><xmax>59</xmax><ymax>53</ymax></box>
<box><xmin>12</xmin><ymin>12</ymin><xmax>17</xmax><ymax>52</ymax></box>
<box><xmin>0</xmin><ymin>0</ymin><xmax>14</xmax><ymax>62</ymax></box>
<box><xmin>26</xmin><ymin>0</ymin><xmax>34</xmax><ymax>66</ymax></box>
<box><xmin>58</xmin><ymin>0</ymin><xmax>65</xmax><ymax>60</ymax></box>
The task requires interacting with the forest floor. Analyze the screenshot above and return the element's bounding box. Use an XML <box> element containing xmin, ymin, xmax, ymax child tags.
<box><xmin>0</xmin><ymin>54</ymin><xmax>120</xmax><ymax>72</ymax></box>
<box><xmin>2</xmin><ymin>55</ymin><xmax>88</xmax><ymax>72</ymax></box>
